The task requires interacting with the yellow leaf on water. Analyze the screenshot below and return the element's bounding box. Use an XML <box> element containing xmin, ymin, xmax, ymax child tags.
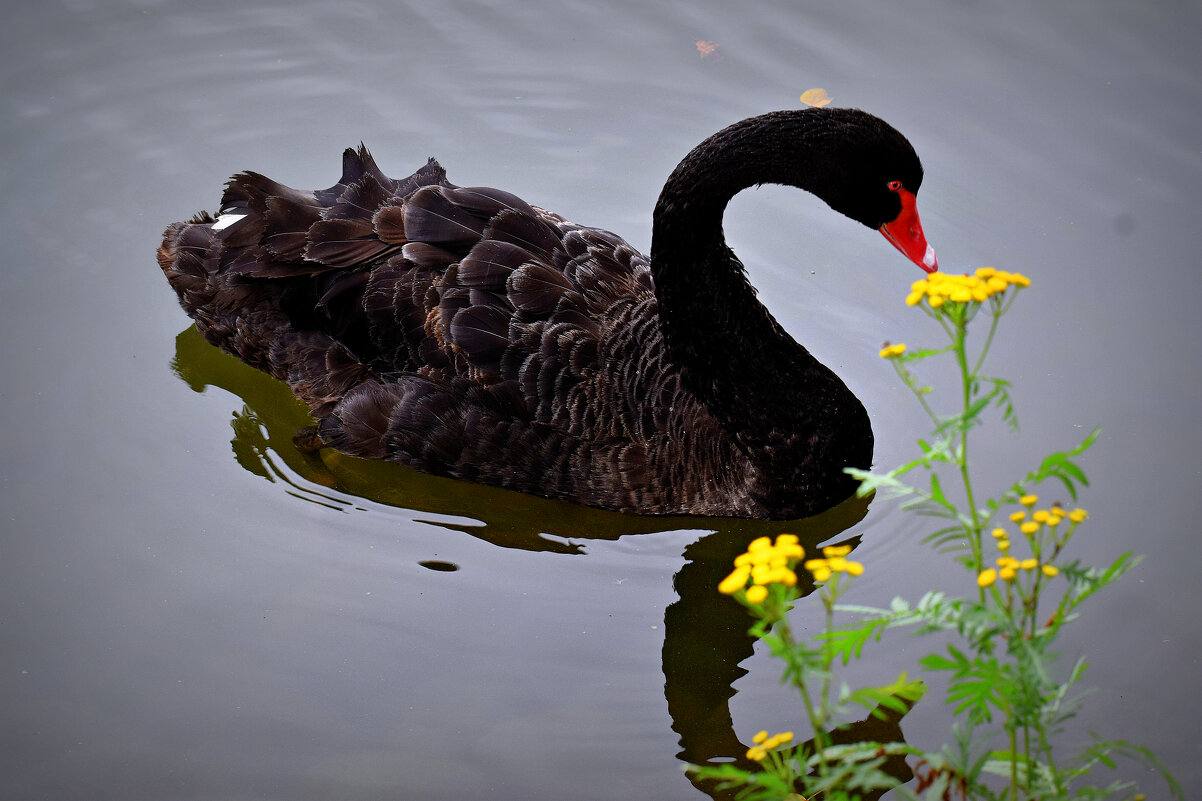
<box><xmin>800</xmin><ymin>88</ymin><xmax>832</xmax><ymax>107</ymax></box>
<box><xmin>696</xmin><ymin>40</ymin><xmax>720</xmax><ymax>59</ymax></box>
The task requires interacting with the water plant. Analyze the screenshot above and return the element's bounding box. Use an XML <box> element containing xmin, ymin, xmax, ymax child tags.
<box><xmin>690</xmin><ymin>269</ymin><xmax>1180</xmax><ymax>800</ymax></box>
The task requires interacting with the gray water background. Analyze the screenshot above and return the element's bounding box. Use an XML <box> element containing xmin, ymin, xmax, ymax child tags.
<box><xmin>3</xmin><ymin>0</ymin><xmax>1201</xmax><ymax>798</ymax></box>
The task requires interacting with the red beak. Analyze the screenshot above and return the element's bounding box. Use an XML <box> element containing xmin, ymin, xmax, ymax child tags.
<box><xmin>880</xmin><ymin>188</ymin><xmax>938</xmax><ymax>273</ymax></box>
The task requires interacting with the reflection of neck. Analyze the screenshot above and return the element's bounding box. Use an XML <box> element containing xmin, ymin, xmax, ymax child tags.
<box><xmin>660</xmin><ymin>504</ymin><xmax>866</xmax><ymax>761</ymax></box>
<box><xmin>663</xmin><ymin>504</ymin><xmax>914</xmax><ymax>797</ymax></box>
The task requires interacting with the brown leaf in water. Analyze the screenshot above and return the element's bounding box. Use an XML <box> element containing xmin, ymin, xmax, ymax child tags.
<box><xmin>696</xmin><ymin>40</ymin><xmax>720</xmax><ymax>59</ymax></box>
<box><xmin>800</xmin><ymin>88</ymin><xmax>832</xmax><ymax>107</ymax></box>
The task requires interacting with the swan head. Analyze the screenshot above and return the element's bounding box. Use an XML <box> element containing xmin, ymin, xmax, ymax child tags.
<box><xmin>787</xmin><ymin>108</ymin><xmax>939</xmax><ymax>273</ymax></box>
<box><xmin>654</xmin><ymin>107</ymin><xmax>939</xmax><ymax>273</ymax></box>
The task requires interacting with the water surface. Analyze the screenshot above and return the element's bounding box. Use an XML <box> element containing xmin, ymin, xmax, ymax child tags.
<box><xmin>3</xmin><ymin>1</ymin><xmax>1200</xmax><ymax>798</ymax></box>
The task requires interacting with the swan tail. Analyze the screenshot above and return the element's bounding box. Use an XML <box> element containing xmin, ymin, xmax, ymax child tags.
<box><xmin>156</xmin><ymin>148</ymin><xmax>445</xmax><ymax>408</ymax></box>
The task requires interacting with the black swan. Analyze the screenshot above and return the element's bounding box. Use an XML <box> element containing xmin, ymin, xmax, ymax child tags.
<box><xmin>158</xmin><ymin>107</ymin><xmax>937</xmax><ymax>519</ymax></box>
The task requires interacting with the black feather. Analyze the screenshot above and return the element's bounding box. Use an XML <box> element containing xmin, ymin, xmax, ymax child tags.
<box><xmin>402</xmin><ymin>186</ymin><xmax>489</xmax><ymax>248</ymax></box>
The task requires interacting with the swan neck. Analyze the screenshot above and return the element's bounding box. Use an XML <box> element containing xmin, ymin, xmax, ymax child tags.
<box><xmin>648</xmin><ymin>113</ymin><xmax>824</xmax><ymax>388</ymax></box>
<box><xmin>647</xmin><ymin>112</ymin><xmax>873</xmax><ymax>514</ymax></box>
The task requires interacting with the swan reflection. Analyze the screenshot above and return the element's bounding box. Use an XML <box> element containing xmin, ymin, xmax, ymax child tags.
<box><xmin>171</xmin><ymin>325</ymin><xmax>912</xmax><ymax>798</ymax></box>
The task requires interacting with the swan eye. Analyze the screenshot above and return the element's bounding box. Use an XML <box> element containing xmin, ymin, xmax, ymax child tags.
<box><xmin>887</xmin><ymin>180</ymin><xmax>903</xmax><ymax>192</ymax></box>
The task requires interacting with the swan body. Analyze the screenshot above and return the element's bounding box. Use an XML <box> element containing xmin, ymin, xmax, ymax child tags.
<box><xmin>158</xmin><ymin>108</ymin><xmax>936</xmax><ymax>519</ymax></box>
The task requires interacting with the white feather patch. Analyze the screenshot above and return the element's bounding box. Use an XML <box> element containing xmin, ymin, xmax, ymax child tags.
<box><xmin>212</xmin><ymin>213</ymin><xmax>247</xmax><ymax>231</ymax></box>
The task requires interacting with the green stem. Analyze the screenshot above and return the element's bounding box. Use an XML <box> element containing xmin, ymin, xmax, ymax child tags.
<box><xmin>819</xmin><ymin>587</ymin><xmax>835</xmax><ymax>725</ymax></box>
<box><xmin>896</xmin><ymin>361</ymin><xmax>940</xmax><ymax>425</ymax></box>
<box><xmin>953</xmin><ymin>312</ymin><xmax>985</xmax><ymax>591</ymax></box>
<box><xmin>970</xmin><ymin>305</ymin><xmax>1003</xmax><ymax>378</ymax></box>
<box><xmin>1029</xmin><ymin>573</ymin><xmax>1044</xmax><ymax>639</ymax></box>
<box><xmin>1009</xmin><ymin>726</ymin><xmax>1020</xmax><ymax>801</ymax></box>
<box><xmin>1023</xmin><ymin>724</ymin><xmax>1031</xmax><ymax>789</ymax></box>
<box><xmin>1038</xmin><ymin>723</ymin><xmax>1063</xmax><ymax>794</ymax></box>
<box><xmin>777</xmin><ymin>618</ymin><xmax>829</xmax><ymax>774</ymax></box>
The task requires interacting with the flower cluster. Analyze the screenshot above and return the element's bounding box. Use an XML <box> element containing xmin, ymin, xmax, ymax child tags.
<box><xmin>977</xmin><ymin>494</ymin><xmax>1088</xmax><ymax>588</ymax></box>
<box><xmin>978</xmin><ymin>558</ymin><xmax>1055</xmax><ymax>588</ymax></box>
<box><xmin>718</xmin><ymin>534</ymin><xmax>805</xmax><ymax>604</ymax></box>
<box><xmin>1012</xmin><ymin>495</ymin><xmax>1088</xmax><ymax>531</ymax></box>
<box><xmin>905</xmin><ymin>267</ymin><xmax>1031</xmax><ymax>308</ymax></box>
<box><xmin>746</xmin><ymin>729</ymin><xmax>795</xmax><ymax>762</ymax></box>
<box><xmin>803</xmin><ymin>544</ymin><xmax>864</xmax><ymax>583</ymax></box>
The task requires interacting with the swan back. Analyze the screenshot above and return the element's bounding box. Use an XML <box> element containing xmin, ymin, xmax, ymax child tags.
<box><xmin>160</xmin><ymin>147</ymin><xmax>766</xmax><ymax>515</ymax></box>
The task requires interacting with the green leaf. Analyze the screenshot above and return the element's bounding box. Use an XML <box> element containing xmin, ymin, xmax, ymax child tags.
<box><xmin>919</xmin><ymin>652</ymin><xmax>960</xmax><ymax>672</ymax></box>
<box><xmin>840</xmin><ymin>672</ymin><xmax>927</xmax><ymax>719</ymax></box>
<box><xmin>1009</xmin><ymin>427</ymin><xmax>1101</xmax><ymax>502</ymax></box>
<box><xmin>898</xmin><ymin>345</ymin><xmax>954</xmax><ymax>362</ymax></box>
<box><xmin>928</xmin><ymin>472</ymin><xmax>951</xmax><ymax>508</ymax></box>
<box><xmin>845</xmin><ymin>467</ymin><xmax>921</xmax><ymax>500</ymax></box>
<box><xmin>816</xmin><ymin>616</ymin><xmax>892</xmax><ymax>664</ymax></box>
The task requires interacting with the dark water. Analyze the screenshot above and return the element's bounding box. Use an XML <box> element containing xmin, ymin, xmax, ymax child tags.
<box><xmin>3</xmin><ymin>1</ymin><xmax>1201</xmax><ymax>798</ymax></box>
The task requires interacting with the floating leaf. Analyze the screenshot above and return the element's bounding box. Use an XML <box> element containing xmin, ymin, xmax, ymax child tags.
<box><xmin>696</xmin><ymin>40</ymin><xmax>720</xmax><ymax>59</ymax></box>
<box><xmin>801</xmin><ymin>87</ymin><xmax>832</xmax><ymax>107</ymax></box>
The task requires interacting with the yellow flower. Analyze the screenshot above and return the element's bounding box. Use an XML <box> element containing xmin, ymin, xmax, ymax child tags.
<box><xmin>745</xmin><ymin>585</ymin><xmax>768</xmax><ymax>604</ymax></box>
<box><xmin>1032</xmin><ymin>509</ymin><xmax>1050</xmax><ymax>523</ymax></box>
<box><xmin>1041</xmin><ymin>564</ymin><xmax>1059</xmax><ymax>577</ymax></box>
<box><xmin>1009</xmin><ymin>511</ymin><xmax>1026</xmax><ymax>523</ymax></box>
<box><xmin>750</xmin><ymin>565</ymin><xmax>797</xmax><ymax>587</ymax></box>
<box><xmin>1020</xmin><ymin>521</ymin><xmax>1039</xmax><ymax>535</ymax></box>
<box><xmin>723</xmin><ymin>534</ymin><xmax>806</xmax><ymax>597</ymax></box>
<box><xmin>997</xmin><ymin>539</ymin><xmax>1011</xmax><ymax>551</ymax></box>
<box><xmin>1046</xmin><ymin>515</ymin><xmax>1062</xmax><ymax>527</ymax></box>
<box><xmin>805</xmin><ymin>550</ymin><xmax>864</xmax><ymax>582</ymax></box>
<box><xmin>879</xmin><ymin>343</ymin><xmax>907</xmax><ymax>359</ymax></box>
<box><xmin>805</xmin><ymin>560</ymin><xmax>832</xmax><ymax>582</ymax></box>
<box><xmin>763</xmin><ymin>731</ymin><xmax>794</xmax><ymax>749</ymax></box>
<box><xmin>1068</xmin><ymin>508</ymin><xmax>1088</xmax><ymax>523</ymax></box>
<box><xmin>1020</xmin><ymin>558</ymin><xmax>1038</xmax><ymax>571</ymax></box>
<box><xmin>747</xmin><ymin>729</ymin><xmax>793</xmax><ymax>760</ymax></box>
<box><xmin>978</xmin><ymin>569</ymin><xmax>998</xmax><ymax>588</ymax></box>
<box><xmin>1020</xmin><ymin>494</ymin><xmax>1038</xmax><ymax>507</ymax></box>
<box><xmin>902</xmin><ymin>268</ymin><xmax>1030</xmax><ymax>308</ymax></box>
<box><xmin>991</xmin><ymin>527</ymin><xmax>1007</xmax><ymax>539</ymax></box>
<box><xmin>1000</xmin><ymin>566</ymin><xmax>1017</xmax><ymax>581</ymax></box>
<box><xmin>718</xmin><ymin>567</ymin><xmax>750</xmax><ymax>595</ymax></box>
